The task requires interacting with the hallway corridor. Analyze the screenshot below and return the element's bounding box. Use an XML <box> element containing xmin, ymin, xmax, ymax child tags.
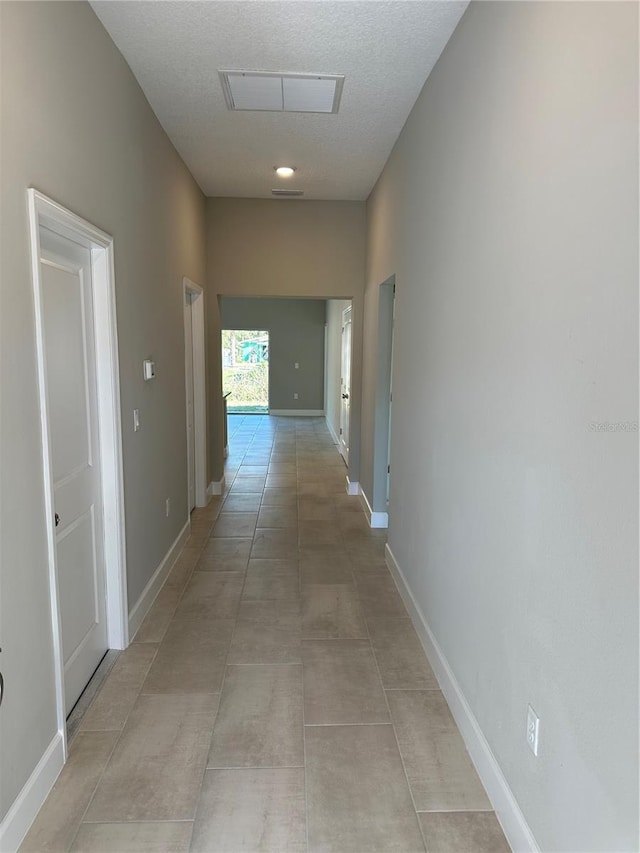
<box><xmin>20</xmin><ymin>416</ymin><xmax>509</xmax><ymax>853</ymax></box>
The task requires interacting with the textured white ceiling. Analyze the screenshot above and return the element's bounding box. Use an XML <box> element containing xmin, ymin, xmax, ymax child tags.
<box><xmin>90</xmin><ymin>1</ymin><xmax>468</xmax><ymax>200</ymax></box>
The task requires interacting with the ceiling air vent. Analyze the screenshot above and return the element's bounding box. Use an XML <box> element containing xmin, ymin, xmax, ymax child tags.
<box><xmin>220</xmin><ymin>71</ymin><xmax>344</xmax><ymax>114</ymax></box>
<box><xmin>271</xmin><ymin>189</ymin><xmax>305</xmax><ymax>197</ymax></box>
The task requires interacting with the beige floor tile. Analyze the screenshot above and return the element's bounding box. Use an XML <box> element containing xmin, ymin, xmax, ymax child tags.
<box><xmin>229</xmin><ymin>476</ymin><xmax>267</xmax><ymax>493</ymax></box>
<box><xmin>133</xmin><ymin>586</ymin><xmax>181</xmax><ymax>643</ymax></box>
<box><xmin>387</xmin><ymin>690</ymin><xmax>491</xmax><ymax>811</ymax></box>
<box><xmin>85</xmin><ymin>693</ymin><xmax>218</xmax><ymax>821</ymax></box>
<box><xmin>141</xmin><ymin>618</ymin><xmax>234</xmax><ymax>694</ymax></box>
<box><xmin>350</xmin><ymin>560</ymin><xmax>390</xmax><ymax>576</ymax></box>
<box><xmin>261</xmin><ymin>488</ymin><xmax>298</xmax><ymax>507</ymax></box>
<box><xmin>302</xmin><ymin>639</ymin><xmax>389</xmax><ymax>724</ymax></box>
<box><xmin>265</xmin><ymin>473</ymin><xmax>297</xmax><ymax>488</ymax></box>
<box><xmin>367</xmin><ymin>617</ymin><xmax>439</xmax><ymax>689</ymax></box>
<box><xmin>338</xmin><ymin>513</ymin><xmax>373</xmax><ymax>534</ymax></box>
<box><xmin>333</xmin><ymin>494</ymin><xmax>364</xmax><ymax>512</ymax></box>
<box><xmin>251</xmin><ymin>527</ymin><xmax>298</xmax><ymax>559</ymax></box>
<box><xmin>228</xmin><ymin>600</ymin><xmax>301</xmax><ymax>664</ymax></box>
<box><xmin>236</xmin><ymin>465</ymin><xmax>269</xmax><ymax>477</ymax></box>
<box><xmin>212</xmin><ymin>511</ymin><xmax>258</xmax><ymax>538</ymax></box>
<box><xmin>197</xmin><ymin>537</ymin><xmax>252</xmax><ymax>572</ymax></box>
<box><xmin>268</xmin><ymin>462</ymin><xmax>297</xmax><ymax>474</ymax></box>
<box><xmin>302</xmin><ymin>584</ymin><xmax>367</xmax><ymax>638</ymax></box>
<box><xmin>174</xmin><ymin>572</ymin><xmax>244</xmax><ymax>619</ymax></box>
<box><xmin>354</xmin><ymin>574</ymin><xmax>407</xmax><ymax>617</ymax></box>
<box><xmin>208</xmin><ymin>665</ymin><xmax>303</xmax><ymax>768</ymax></box>
<box><xmin>81</xmin><ymin>643</ymin><xmax>158</xmax><ymax>731</ymax></box>
<box><xmin>305</xmin><ymin>725</ymin><xmax>425</xmax><ymax>853</ymax></box>
<box><xmin>300</xmin><ymin>551</ymin><xmax>354</xmax><ymax>585</ymax></box>
<box><xmin>191</xmin><ymin>768</ymin><xmax>306</xmax><ymax>853</ymax></box>
<box><xmin>347</xmin><ymin>540</ymin><xmax>388</xmax><ymax>562</ymax></box>
<box><xmin>70</xmin><ymin>821</ymin><xmax>193</xmax><ymax>852</ymax></box>
<box><xmin>299</xmin><ymin>520</ymin><xmax>344</xmax><ymax>547</ymax></box>
<box><xmin>257</xmin><ymin>506</ymin><xmax>298</xmax><ymax>528</ymax></box>
<box><xmin>19</xmin><ymin>732</ymin><xmax>119</xmax><ymax>852</ymax></box>
<box><xmin>183</xmin><ymin>529</ymin><xmax>210</xmax><ymax>549</ymax></box>
<box><xmin>418</xmin><ymin>811</ymin><xmax>510</xmax><ymax>853</ymax></box>
<box><xmin>297</xmin><ymin>502</ymin><xmax>337</xmax><ymax>522</ymax></box>
<box><xmin>221</xmin><ymin>493</ymin><xmax>262</xmax><ymax>512</ymax></box>
<box><xmin>164</xmin><ymin>548</ymin><xmax>201</xmax><ymax>593</ymax></box>
<box><xmin>242</xmin><ymin>560</ymin><xmax>300</xmax><ymax>602</ymax></box>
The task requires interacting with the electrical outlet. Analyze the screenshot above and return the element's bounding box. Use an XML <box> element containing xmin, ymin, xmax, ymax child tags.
<box><xmin>293</xmin><ymin>393</ymin><xmax>298</xmax><ymax>400</ymax></box>
<box><xmin>165</xmin><ymin>498</ymin><xmax>170</xmax><ymax>517</ymax></box>
<box><xmin>133</xmin><ymin>409</ymin><xmax>140</xmax><ymax>432</ymax></box>
<box><xmin>294</xmin><ymin>362</ymin><xmax>299</xmax><ymax>369</ymax></box>
<box><xmin>527</xmin><ymin>705</ymin><xmax>540</xmax><ymax>756</ymax></box>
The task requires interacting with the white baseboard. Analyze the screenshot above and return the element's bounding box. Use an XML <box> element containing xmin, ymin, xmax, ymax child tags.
<box><xmin>268</xmin><ymin>409</ymin><xmax>324</xmax><ymax>417</ymax></box>
<box><xmin>325</xmin><ymin>416</ymin><xmax>340</xmax><ymax>447</ymax></box>
<box><xmin>128</xmin><ymin>520</ymin><xmax>190</xmax><ymax>639</ymax></box>
<box><xmin>0</xmin><ymin>731</ymin><xmax>65</xmax><ymax>852</ymax></box>
<box><xmin>346</xmin><ymin>477</ymin><xmax>360</xmax><ymax>496</ymax></box>
<box><xmin>384</xmin><ymin>543</ymin><xmax>539</xmax><ymax>853</ymax></box>
<box><xmin>358</xmin><ymin>486</ymin><xmax>388</xmax><ymax>528</ymax></box>
<box><xmin>207</xmin><ymin>477</ymin><xmax>225</xmax><ymax>496</ymax></box>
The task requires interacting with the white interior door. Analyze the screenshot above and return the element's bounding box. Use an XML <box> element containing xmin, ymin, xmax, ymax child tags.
<box><xmin>340</xmin><ymin>305</ymin><xmax>352</xmax><ymax>462</ymax></box>
<box><xmin>40</xmin><ymin>226</ymin><xmax>108</xmax><ymax>713</ymax></box>
<box><xmin>184</xmin><ymin>293</ymin><xmax>196</xmax><ymax>512</ymax></box>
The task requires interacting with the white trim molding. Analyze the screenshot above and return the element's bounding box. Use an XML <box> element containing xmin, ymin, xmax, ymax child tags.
<box><xmin>207</xmin><ymin>478</ymin><xmax>225</xmax><ymax>496</ymax></box>
<box><xmin>128</xmin><ymin>520</ymin><xmax>190</xmax><ymax>639</ymax></box>
<box><xmin>346</xmin><ymin>477</ymin><xmax>360</xmax><ymax>496</ymax></box>
<box><xmin>359</xmin><ymin>485</ymin><xmax>389</xmax><ymax>528</ymax></box>
<box><xmin>269</xmin><ymin>409</ymin><xmax>325</xmax><ymax>417</ymax></box>
<box><xmin>385</xmin><ymin>543</ymin><xmax>540</xmax><ymax>853</ymax></box>
<box><xmin>27</xmin><ymin>189</ymin><xmax>129</xmax><ymax>761</ymax></box>
<box><xmin>183</xmin><ymin>278</ymin><xmax>208</xmax><ymax>509</ymax></box>
<box><xmin>0</xmin><ymin>732</ymin><xmax>65</xmax><ymax>853</ymax></box>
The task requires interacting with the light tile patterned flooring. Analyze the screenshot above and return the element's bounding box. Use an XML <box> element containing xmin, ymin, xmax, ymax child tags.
<box><xmin>21</xmin><ymin>416</ymin><xmax>511</xmax><ymax>853</ymax></box>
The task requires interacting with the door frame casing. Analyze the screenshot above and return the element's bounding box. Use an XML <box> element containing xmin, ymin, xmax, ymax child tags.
<box><xmin>371</xmin><ymin>276</ymin><xmax>396</xmax><ymax>523</ymax></box>
<box><xmin>339</xmin><ymin>304</ymin><xmax>352</xmax><ymax>463</ymax></box>
<box><xmin>27</xmin><ymin>189</ymin><xmax>128</xmax><ymax>753</ymax></box>
<box><xmin>183</xmin><ymin>278</ymin><xmax>207</xmax><ymax>508</ymax></box>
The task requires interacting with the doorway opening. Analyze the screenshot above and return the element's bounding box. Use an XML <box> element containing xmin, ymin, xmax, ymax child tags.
<box><xmin>28</xmin><ymin>190</ymin><xmax>128</xmax><ymax>758</ymax></box>
<box><xmin>222</xmin><ymin>329</ymin><xmax>270</xmax><ymax>413</ymax></box>
<box><xmin>339</xmin><ymin>305</ymin><xmax>352</xmax><ymax>463</ymax></box>
<box><xmin>184</xmin><ymin>279</ymin><xmax>207</xmax><ymax>510</ymax></box>
<box><xmin>371</xmin><ymin>276</ymin><xmax>395</xmax><ymax>528</ymax></box>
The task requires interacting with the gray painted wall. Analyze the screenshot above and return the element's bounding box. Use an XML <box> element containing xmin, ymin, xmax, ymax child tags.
<box><xmin>0</xmin><ymin>1</ymin><xmax>206</xmax><ymax>822</ymax></box>
<box><xmin>325</xmin><ymin>300</ymin><xmax>351</xmax><ymax>443</ymax></box>
<box><xmin>364</xmin><ymin>3</ymin><xmax>638</xmax><ymax>850</ymax></box>
<box><xmin>220</xmin><ymin>298</ymin><xmax>326</xmax><ymax>411</ymax></box>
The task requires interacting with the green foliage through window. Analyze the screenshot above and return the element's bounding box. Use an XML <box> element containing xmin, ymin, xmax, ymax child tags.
<box><xmin>222</xmin><ymin>330</ymin><xmax>269</xmax><ymax>412</ymax></box>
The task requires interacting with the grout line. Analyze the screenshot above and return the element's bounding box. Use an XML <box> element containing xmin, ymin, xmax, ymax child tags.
<box><xmin>364</xmin><ymin>590</ymin><xmax>428</xmax><ymax>851</ymax></box>
<box><xmin>205</xmin><ymin>764</ymin><xmax>305</xmax><ymax>771</ymax></box>
<box><xmin>303</xmin><ymin>721</ymin><xmax>394</xmax><ymax>727</ymax></box>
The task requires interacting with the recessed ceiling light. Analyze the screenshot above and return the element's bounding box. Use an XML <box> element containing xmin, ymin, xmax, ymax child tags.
<box><xmin>275</xmin><ymin>166</ymin><xmax>296</xmax><ymax>178</ymax></box>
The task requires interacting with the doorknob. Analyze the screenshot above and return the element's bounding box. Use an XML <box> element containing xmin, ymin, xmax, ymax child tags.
<box><xmin>55</xmin><ymin>513</ymin><xmax>60</xmax><ymax>528</ymax></box>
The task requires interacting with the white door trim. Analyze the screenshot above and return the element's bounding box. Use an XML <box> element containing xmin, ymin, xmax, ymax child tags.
<box><xmin>183</xmin><ymin>278</ymin><xmax>207</xmax><ymax>508</ymax></box>
<box><xmin>339</xmin><ymin>304</ymin><xmax>352</xmax><ymax>463</ymax></box>
<box><xmin>27</xmin><ymin>189</ymin><xmax>128</xmax><ymax>753</ymax></box>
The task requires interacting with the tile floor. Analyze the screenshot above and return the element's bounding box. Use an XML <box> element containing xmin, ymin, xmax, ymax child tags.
<box><xmin>20</xmin><ymin>415</ymin><xmax>511</xmax><ymax>853</ymax></box>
